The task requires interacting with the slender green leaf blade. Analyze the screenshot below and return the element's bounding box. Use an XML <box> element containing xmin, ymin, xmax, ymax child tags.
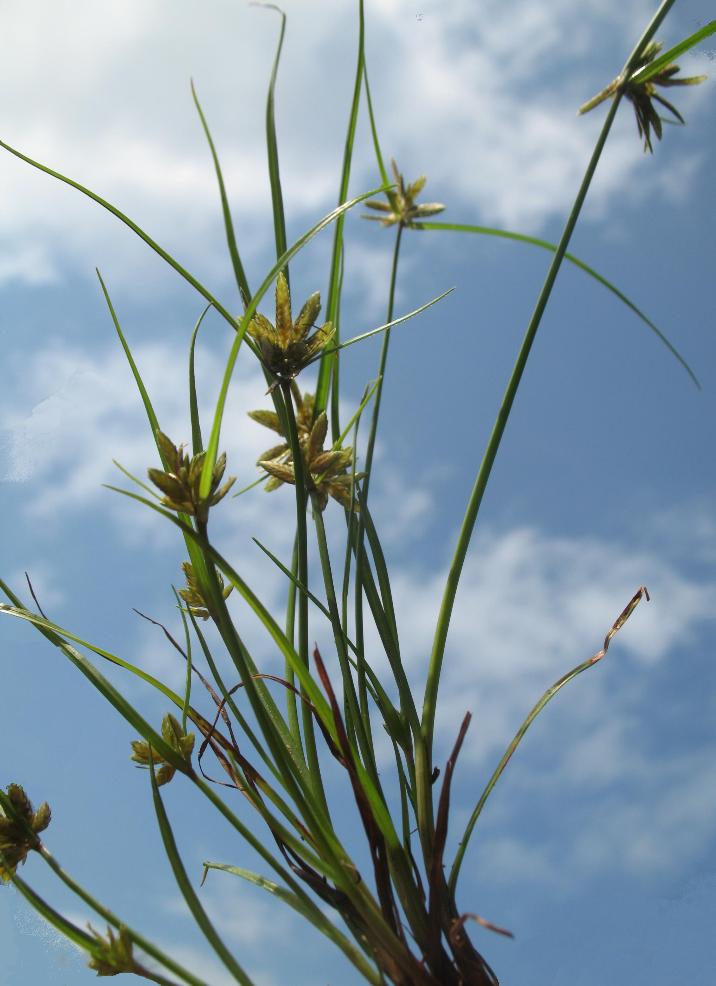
<box><xmin>0</xmin><ymin>137</ymin><xmax>238</xmax><ymax>331</ymax></box>
<box><xmin>630</xmin><ymin>22</ymin><xmax>716</xmax><ymax>83</ymax></box>
<box><xmin>148</xmin><ymin>755</ymin><xmax>254</xmax><ymax>986</ymax></box>
<box><xmin>418</xmin><ymin>220</ymin><xmax>699</xmax><ymax>386</ymax></box>
<box><xmin>191</xmin><ymin>80</ymin><xmax>252</xmax><ymax>307</ymax></box>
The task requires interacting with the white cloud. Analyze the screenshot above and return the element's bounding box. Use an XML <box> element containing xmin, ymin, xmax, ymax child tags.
<box><xmin>382</xmin><ymin>525</ymin><xmax>715</xmax><ymax>757</ymax></box>
<box><xmin>0</xmin><ymin>338</ymin><xmax>269</xmax><ymax>519</ymax></box>
<box><xmin>0</xmin><ymin>243</ymin><xmax>59</xmax><ymax>286</ymax></box>
<box><xmin>0</xmin><ymin>0</ymin><xmax>708</xmax><ymax>288</ymax></box>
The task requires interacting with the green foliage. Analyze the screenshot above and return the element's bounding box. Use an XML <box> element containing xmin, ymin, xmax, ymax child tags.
<box><xmin>0</xmin><ymin>2</ymin><xmax>708</xmax><ymax>984</ymax></box>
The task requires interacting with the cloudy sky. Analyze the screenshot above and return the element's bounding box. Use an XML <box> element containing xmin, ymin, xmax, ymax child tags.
<box><xmin>1</xmin><ymin>1</ymin><xmax>715</xmax><ymax>983</ymax></box>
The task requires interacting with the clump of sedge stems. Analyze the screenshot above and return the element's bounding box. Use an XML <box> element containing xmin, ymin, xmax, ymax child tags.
<box><xmin>0</xmin><ymin>3</ymin><xmax>712</xmax><ymax>984</ymax></box>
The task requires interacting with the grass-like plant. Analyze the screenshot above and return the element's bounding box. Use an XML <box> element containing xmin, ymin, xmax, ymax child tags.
<box><xmin>1</xmin><ymin>3</ymin><xmax>713</xmax><ymax>984</ymax></box>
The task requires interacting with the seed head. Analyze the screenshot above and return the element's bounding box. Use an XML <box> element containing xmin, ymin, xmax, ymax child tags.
<box><xmin>258</xmin><ymin>410</ymin><xmax>364</xmax><ymax>511</ymax></box>
<box><xmin>130</xmin><ymin>714</ymin><xmax>195</xmax><ymax>787</ymax></box>
<box><xmin>147</xmin><ymin>431</ymin><xmax>235</xmax><ymax>524</ymax></box>
<box><xmin>579</xmin><ymin>40</ymin><xmax>707</xmax><ymax>153</ymax></box>
<box><xmin>178</xmin><ymin>561</ymin><xmax>233</xmax><ymax>621</ymax></box>
<box><xmin>248</xmin><ymin>271</ymin><xmax>335</xmax><ymax>386</ymax></box>
<box><xmin>0</xmin><ymin>783</ymin><xmax>51</xmax><ymax>882</ymax></box>
<box><xmin>363</xmin><ymin>159</ymin><xmax>445</xmax><ymax>228</ymax></box>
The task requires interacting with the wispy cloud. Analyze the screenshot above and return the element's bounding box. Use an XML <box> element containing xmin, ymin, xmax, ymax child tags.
<box><xmin>0</xmin><ymin>1</ymin><xmax>708</xmax><ymax>288</ymax></box>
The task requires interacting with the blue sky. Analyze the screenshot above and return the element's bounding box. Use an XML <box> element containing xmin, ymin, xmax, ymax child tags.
<box><xmin>1</xmin><ymin>1</ymin><xmax>715</xmax><ymax>983</ymax></box>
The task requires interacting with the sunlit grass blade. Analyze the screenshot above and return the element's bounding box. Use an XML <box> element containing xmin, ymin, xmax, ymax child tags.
<box><xmin>283</xmin><ymin>534</ymin><xmax>301</xmax><ymax>742</ymax></box>
<box><xmin>191</xmin><ymin>80</ymin><xmax>252</xmax><ymax>308</ymax></box>
<box><xmin>104</xmin><ymin>339</ymin><xmax>295</xmax><ymax>802</ymax></box>
<box><xmin>183</xmin><ymin>606</ymin><xmax>294</xmax><ymax>787</ymax></box>
<box><xmin>417</xmin><ymin>221</ymin><xmax>699</xmax><ymax>387</ymax></box>
<box><xmin>196</xmin><ymin>816</ymin><xmax>384</xmax><ymax>986</ymax></box>
<box><xmin>343</xmin><ymin>517</ymin><xmax>420</xmax><ymax>741</ymax></box>
<box><xmin>198</xmin><ymin>182</ymin><xmax>388</xmax><ymax>501</ymax></box>
<box><xmin>314</xmin><ymin>0</ymin><xmax>366</xmax><ymax>422</ymax></box>
<box><xmin>189</xmin><ymin>305</ymin><xmax>211</xmax><ymax>455</ymax></box>
<box><xmin>0</xmin><ymin>137</ymin><xmax>238</xmax><ymax>332</ymax></box>
<box><xmin>629</xmin><ymin>21</ymin><xmax>716</xmax><ymax>83</ymax></box>
<box><xmin>147</xmin><ymin>753</ymin><xmax>254</xmax><ymax>986</ymax></box>
<box><xmin>448</xmin><ymin>587</ymin><xmax>649</xmax><ymax>899</ymax></box>
<box><xmin>253</xmin><ymin>4</ymin><xmax>290</xmax><ymax>283</ymax></box>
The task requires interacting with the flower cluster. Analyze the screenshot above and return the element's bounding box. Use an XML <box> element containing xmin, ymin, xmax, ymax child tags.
<box><xmin>247</xmin><ymin>271</ymin><xmax>335</xmax><ymax>386</ymax></box>
<box><xmin>0</xmin><ymin>784</ymin><xmax>51</xmax><ymax>882</ymax></box>
<box><xmin>178</xmin><ymin>561</ymin><xmax>233</xmax><ymax>621</ymax></box>
<box><xmin>363</xmin><ymin>158</ymin><xmax>444</xmax><ymax>228</ymax></box>
<box><xmin>147</xmin><ymin>431</ymin><xmax>235</xmax><ymax>525</ymax></box>
<box><xmin>130</xmin><ymin>714</ymin><xmax>195</xmax><ymax>787</ymax></box>
<box><xmin>261</xmin><ymin>411</ymin><xmax>361</xmax><ymax>511</ymax></box>
<box><xmin>624</xmin><ymin>41</ymin><xmax>706</xmax><ymax>153</ymax></box>
<box><xmin>249</xmin><ymin>392</ymin><xmax>362</xmax><ymax>511</ymax></box>
<box><xmin>579</xmin><ymin>40</ymin><xmax>706</xmax><ymax>153</ymax></box>
<box><xmin>248</xmin><ymin>382</ymin><xmax>314</xmax><ymax>492</ymax></box>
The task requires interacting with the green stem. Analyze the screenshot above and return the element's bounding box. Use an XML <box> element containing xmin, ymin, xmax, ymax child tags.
<box><xmin>284</xmin><ymin>531</ymin><xmax>301</xmax><ymax>744</ymax></box>
<box><xmin>418</xmin><ymin>0</ymin><xmax>678</xmax><ymax>856</ymax></box>
<box><xmin>195</xmin><ymin>521</ymin><xmax>316</xmax><ymax>806</ymax></box>
<box><xmin>36</xmin><ymin>846</ymin><xmax>204</xmax><ymax>986</ymax></box>
<box><xmin>280</xmin><ymin>381</ymin><xmax>329</xmax><ymax>813</ymax></box>
<box><xmin>362</xmin><ymin>222</ymin><xmax>403</xmax><ymax>493</ymax></box>
<box><xmin>311</xmin><ymin>495</ymin><xmax>376</xmax><ymax>780</ymax></box>
<box><xmin>351</xmin><ymin>222</ymin><xmax>404</xmax><ymax>754</ymax></box>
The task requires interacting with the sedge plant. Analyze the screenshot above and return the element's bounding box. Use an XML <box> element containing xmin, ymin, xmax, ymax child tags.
<box><xmin>1</xmin><ymin>3</ymin><xmax>713</xmax><ymax>984</ymax></box>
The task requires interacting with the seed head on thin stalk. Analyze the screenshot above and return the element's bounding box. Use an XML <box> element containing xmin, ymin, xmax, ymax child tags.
<box><xmin>579</xmin><ymin>40</ymin><xmax>707</xmax><ymax>152</ymax></box>
<box><xmin>178</xmin><ymin>561</ymin><xmax>233</xmax><ymax>621</ymax></box>
<box><xmin>248</xmin><ymin>382</ymin><xmax>315</xmax><ymax>491</ymax></box>
<box><xmin>363</xmin><ymin>158</ymin><xmax>444</xmax><ymax>228</ymax></box>
<box><xmin>130</xmin><ymin>714</ymin><xmax>195</xmax><ymax>787</ymax></box>
<box><xmin>247</xmin><ymin>270</ymin><xmax>335</xmax><ymax>388</ymax></box>
<box><xmin>147</xmin><ymin>431</ymin><xmax>235</xmax><ymax>524</ymax></box>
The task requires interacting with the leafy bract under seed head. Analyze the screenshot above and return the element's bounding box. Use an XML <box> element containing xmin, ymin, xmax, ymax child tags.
<box><xmin>363</xmin><ymin>158</ymin><xmax>445</xmax><ymax>228</ymax></box>
<box><xmin>0</xmin><ymin>783</ymin><xmax>51</xmax><ymax>882</ymax></box>
<box><xmin>579</xmin><ymin>39</ymin><xmax>707</xmax><ymax>153</ymax></box>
